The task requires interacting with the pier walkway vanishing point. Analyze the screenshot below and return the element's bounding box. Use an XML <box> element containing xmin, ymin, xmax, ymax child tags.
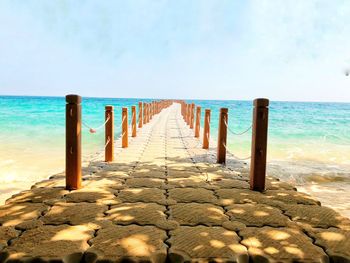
<box><xmin>0</xmin><ymin>102</ymin><xmax>350</xmax><ymax>263</ymax></box>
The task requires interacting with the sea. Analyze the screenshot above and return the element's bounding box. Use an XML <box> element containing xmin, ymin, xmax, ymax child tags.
<box><xmin>0</xmin><ymin>96</ymin><xmax>349</xmax><ymax>215</ymax></box>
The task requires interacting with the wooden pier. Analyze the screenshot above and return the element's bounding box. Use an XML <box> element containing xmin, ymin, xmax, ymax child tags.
<box><xmin>0</xmin><ymin>100</ymin><xmax>349</xmax><ymax>262</ymax></box>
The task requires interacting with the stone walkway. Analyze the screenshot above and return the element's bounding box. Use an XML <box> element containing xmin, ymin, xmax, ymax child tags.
<box><xmin>0</xmin><ymin>103</ymin><xmax>349</xmax><ymax>262</ymax></box>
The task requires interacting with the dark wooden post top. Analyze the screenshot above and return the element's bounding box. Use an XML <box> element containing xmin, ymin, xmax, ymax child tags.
<box><xmin>66</xmin><ymin>95</ymin><xmax>82</xmax><ymax>104</ymax></box>
<box><xmin>254</xmin><ymin>98</ymin><xmax>269</xmax><ymax>107</ymax></box>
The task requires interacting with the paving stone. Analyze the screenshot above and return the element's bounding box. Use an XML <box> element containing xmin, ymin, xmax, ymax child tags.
<box><xmin>103</xmin><ymin>164</ymin><xmax>135</xmax><ymax>171</ymax></box>
<box><xmin>240</xmin><ymin>226</ymin><xmax>328</xmax><ymax>263</ymax></box>
<box><xmin>131</xmin><ymin>170</ymin><xmax>166</xmax><ymax>178</ymax></box>
<box><xmin>205</xmin><ymin>172</ymin><xmax>238</xmax><ymax>181</ymax></box>
<box><xmin>166</xmin><ymin>177</ymin><xmax>215</xmax><ymax>189</ymax></box>
<box><xmin>83</xmin><ymin>177</ymin><xmax>124</xmax><ymax>190</ymax></box>
<box><xmin>1</xmin><ymin>225</ymin><xmax>94</xmax><ymax>262</ymax></box>
<box><xmin>106</xmin><ymin>203</ymin><xmax>178</xmax><ymax>230</ymax></box>
<box><xmin>5</xmin><ymin>187</ymin><xmax>68</xmax><ymax>204</ymax></box>
<box><xmin>216</xmin><ymin>189</ymin><xmax>319</xmax><ymax>206</ymax></box>
<box><xmin>306</xmin><ymin>227</ymin><xmax>350</xmax><ymax>262</ymax></box>
<box><xmin>168</xmin><ymin>188</ymin><xmax>218</xmax><ymax>204</ymax></box>
<box><xmin>42</xmin><ymin>202</ymin><xmax>107</xmax><ymax>226</ymax></box>
<box><xmin>118</xmin><ymin>188</ymin><xmax>168</xmax><ymax>205</ymax></box>
<box><xmin>226</xmin><ymin>203</ymin><xmax>291</xmax><ymax>227</ymax></box>
<box><xmin>0</xmin><ymin>226</ymin><xmax>20</xmax><ymax>250</ymax></box>
<box><xmin>64</xmin><ymin>188</ymin><xmax>120</xmax><ymax>205</ymax></box>
<box><xmin>199</xmin><ymin>166</ymin><xmax>230</xmax><ymax>174</ymax></box>
<box><xmin>125</xmin><ymin>178</ymin><xmax>166</xmax><ymax>188</ymax></box>
<box><xmin>168</xmin><ymin>226</ymin><xmax>248</xmax><ymax>262</ymax></box>
<box><xmin>95</xmin><ymin>170</ymin><xmax>131</xmax><ymax>178</ymax></box>
<box><xmin>265</xmin><ymin>179</ymin><xmax>297</xmax><ymax>191</ymax></box>
<box><xmin>211</xmin><ymin>178</ymin><xmax>249</xmax><ymax>189</ymax></box>
<box><xmin>167</xmin><ymin>170</ymin><xmax>202</xmax><ymax>178</ymax></box>
<box><xmin>169</xmin><ymin>203</ymin><xmax>229</xmax><ymax>226</ymax></box>
<box><xmin>15</xmin><ymin>219</ymin><xmax>44</xmax><ymax>230</ymax></box>
<box><xmin>31</xmin><ymin>178</ymin><xmax>65</xmax><ymax>189</ymax></box>
<box><xmin>282</xmin><ymin>204</ymin><xmax>350</xmax><ymax>229</ymax></box>
<box><xmin>264</xmin><ymin>190</ymin><xmax>320</xmax><ymax>205</ymax></box>
<box><xmin>167</xmin><ymin>165</ymin><xmax>199</xmax><ymax>172</ymax></box>
<box><xmin>0</xmin><ymin>203</ymin><xmax>48</xmax><ymax>226</ymax></box>
<box><xmin>48</xmin><ymin>172</ymin><xmax>65</xmax><ymax>179</ymax></box>
<box><xmin>216</xmin><ymin>189</ymin><xmax>272</xmax><ymax>206</ymax></box>
<box><xmin>85</xmin><ymin>225</ymin><xmax>167</xmax><ymax>263</ymax></box>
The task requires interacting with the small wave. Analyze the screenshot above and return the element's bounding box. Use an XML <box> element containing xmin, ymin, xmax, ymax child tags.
<box><xmin>267</xmin><ymin>160</ymin><xmax>350</xmax><ymax>185</ymax></box>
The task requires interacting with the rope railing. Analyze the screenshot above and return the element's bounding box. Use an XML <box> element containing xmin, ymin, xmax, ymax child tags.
<box><xmin>221</xmin><ymin>142</ymin><xmax>251</xmax><ymax>161</ymax></box>
<box><xmin>66</xmin><ymin>95</ymin><xmax>173</xmax><ymax>190</ymax></box>
<box><xmin>224</xmin><ymin>117</ymin><xmax>252</xmax><ymax>136</ymax></box>
<box><xmin>82</xmin><ymin>115</ymin><xmax>110</xmax><ymax>133</ymax></box>
<box><xmin>104</xmin><ymin>137</ymin><xmax>111</xmax><ymax>149</ymax></box>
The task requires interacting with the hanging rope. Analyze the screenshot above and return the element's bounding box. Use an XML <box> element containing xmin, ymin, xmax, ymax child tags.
<box><xmin>82</xmin><ymin>115</ymin><xmax>110</xmax><ymax>134</ymax></box>
<box><xmin>114</xmin><ymin>116</ymin><xmax>126</xmax><ymax>134</ymax></box>
<box><xmin>104</xmin><ymin>137</ymin><xmax>111</xmax><ymax>149</ymax></box>
<box><xmin>224</xmin><ymin>117</ymin><xmax>252</xmax><ymax>136</ymax></box>
<box><xmin>222</xmin><ymin>142</ymin><xmax>251</xmax><ymax>161</ymax></box>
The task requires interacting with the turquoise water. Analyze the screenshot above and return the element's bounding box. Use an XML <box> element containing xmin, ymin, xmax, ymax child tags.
<box><xmin>0</xmin><ymin>96</ymin><xmax>349</xmax><ymax>196</ymax></box>
<box><xmin>187</xmin><ymin>99</ymin><xmax>350</xmax><ymax>165</ymax></box>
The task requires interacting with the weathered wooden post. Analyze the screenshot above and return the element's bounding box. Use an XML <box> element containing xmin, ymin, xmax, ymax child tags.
<box><xmin>186</xmin><ymin>104</ymin><xmax>191</xmax><ymax>125</ymax></box>
<box><xmin>66</xmin><ymin>94</ymin><xmax>82</xmax><ymax>190</ymax></box>
<box><xmin>143</xmin><ymin>103</ymin><xmax>147</xmax><ymax>124</ymax></box>
<box><xmin>181</xmin><ymin>102</ymin><xmax>184</xmax><ymax>118</ymax></box>
<box><xmin>122</xmin><ymin>107</ymin><xmax>128</xmax><ymax>148</ymax></box>
<box><xmin>132</xmin><ymin>105</ymin><xmax>136</xmax><ymax>137</ymax></box>
<box><xmin>195</xmin><ymin>106</ymin><xmax>201</xmax><ymax>138</ymax></box>
<box><xmin>250</xmin><ymin>98</ymin><xmax>269</xmax><ymax>192</ymax></box>
<box><xmin>203</xmin><ymin>109</ymin><xmax>211</xmax><ymax>149</ymax></box>
<box><xmin>217</xmin><ymin>108</ymin><xmax>228</xmax><ymax>164</ymax></box>
<box><xmin>190</xmin><ymin>103</ymin><xmax>195</xmax><ymax>129</ymax></box>
<box><xmin>148</xmin><ymin>103</ymin><xmax>151</xmax><ymax>122</ymax></box>
<box><xmin>150</xmin><ymin>102</ymin><xmax>153</xmax><ymax>120</ymax></box>
<box><xmin>183</xmin><ymin>102</ymin><xmax>186</xmax><ymax>120</ymax></box>
<box><xmin>105</xmin><ymin>105</ymin><xmax>114</xmax><ymax>162</ymax></box>
<box><xmin>146</xmin><ymin>103</ymin><xmax>150</xmax><ymax>123</ymax></box>
<box><xmin>138</xmin><ymin>102</ymin><xmax>143</xmax><ymax>128</ymax></box>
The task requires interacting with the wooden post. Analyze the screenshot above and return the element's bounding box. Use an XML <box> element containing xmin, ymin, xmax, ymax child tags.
<box><xmin>250</xmin><ymin>98</ymin><xmax>269</xmax><ymax>192</ymax></box>
<box><xmin>105</xmin><ymin>105</ymin><xmax>114</xmax><ymax>162</ymax></box>
<box><xmin>146</xmin><ymin>103</ymin><xmax>149</xmax><ymax>123</ymax></box>
<box><xmin>186</xmin><ymin>104</ymin><xmax>190</xmax><ymax>125</ymax></box>
<box><xmin>66</xmin><ymin>94</ymin><xmax>82</xmax><ymax>190</ymax></box>
<box><xmin>217</xmin><ymin>108</ymin><xmax>228</xmax><ymax>164</ymax></box>
<box><xmin>138</xmin><ymin>102</ymin><xmax>143</xmax><ymax>128</ymax></box>
<box><xmin>148</xmin><ymin>103</ymin><xmax>150</xmax><ymax>122</ymax></box>
<box><xmin>203</xmin><ymin>109</ymin><xmax>211</xmax><ymax>149</ymax></box>
<box><xmin>150</xmin><ymin>102</ymin><xmax>153</xmax><ymax>120</ymax></box>
<box><xmin>143</xmin><ymin>103</ymin><xmax>147</xmax><ymax>124</ymax></box>
<box><xmin>122</xmin><ymin>107</ymin><xmax>128</xmax><ymax>148</ymax></box>
<box><xmin>195</xmin><ymin>106</ymin><xmax>201</xmax><ymax>138</ymax></box>
<box><xmin>132</xmin><ymin>105</ymin><xmax>136</xmax><ymax>137</ymax></box>
<box><xmin>190</xmin><ymin>103</ymin><xmax>195</xmax><ymax>129</ymax></box>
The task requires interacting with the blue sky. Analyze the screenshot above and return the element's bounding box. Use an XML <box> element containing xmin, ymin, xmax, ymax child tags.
<box><xmin>0</xmin><ymin>0</ymin><xmax>350</xmax><ymax>101</ymax></box>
